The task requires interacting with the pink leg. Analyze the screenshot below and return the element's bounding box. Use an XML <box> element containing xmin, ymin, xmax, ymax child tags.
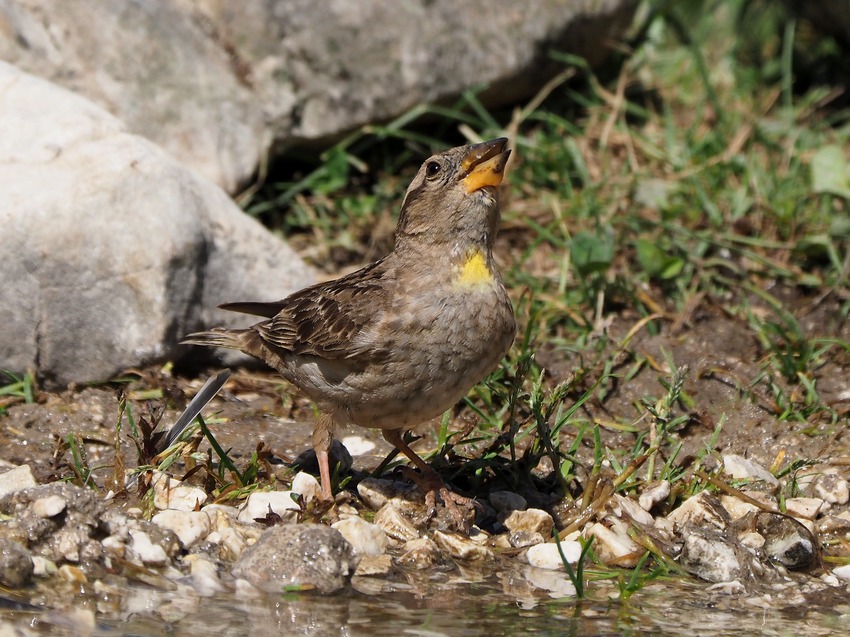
<box><xmin>313</xmin><ymin>414</ymin><xmax>335</xmax><ymax>502</ymax></box>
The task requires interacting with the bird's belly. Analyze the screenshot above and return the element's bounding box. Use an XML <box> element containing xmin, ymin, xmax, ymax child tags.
<box><xmin>343</xmin><ymin>296</ymin><xmax>514</xmax><ymax>429</ymax></box>
<box><xmin>286</xmin><ymin>283</ymin><xmax>515</xmax><ymax>430</ymax></box>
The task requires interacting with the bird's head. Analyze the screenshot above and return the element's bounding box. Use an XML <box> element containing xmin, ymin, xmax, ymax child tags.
<box><xmin>394</xmin><ymin>138</ymin><xmax>511</xmax><ymax>251</ymax></box>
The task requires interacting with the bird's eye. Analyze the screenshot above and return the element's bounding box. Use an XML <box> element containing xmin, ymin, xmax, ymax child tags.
<box><xmin>425</xmin><ymin>161</ymin><xmax>442</xmax><ymax>179</ymax></box>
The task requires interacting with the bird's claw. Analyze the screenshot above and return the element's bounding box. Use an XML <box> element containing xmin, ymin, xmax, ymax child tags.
<box><xmin>399</xmin><ymin>466</ymin><xmax>477</xmax><ymax>533</ymax></box>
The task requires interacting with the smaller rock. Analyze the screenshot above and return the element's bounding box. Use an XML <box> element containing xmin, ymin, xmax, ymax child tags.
<box><xmin>489</xmin><ymin>532</ymin><xmax>513</xmax><ymax>550</ymax></box>
<box><xmin>722</xmin><ymin>455</ymin><xmax>779</xmax><ymax>487</ymax></box>
<box><xmin>639</xmin><ymin>481</ymin><xmax>670</xmax><ymax>512</ymax></box>
<box><xmin>584</xmin><ymin>522</ymin><xmax>641</xmax><ymax>567</ymax></box>
<box><xmin>818</xmin><ymin>511</ymin><xmax>850</xmax><ymax>535</ymax></box>
<box><xmin>31</xmin><ymin>495</ymin><xmax>67</xmax><ymax>519</ymax></box>
<box><xmin>128</xmin><ymin>530</ymin><xmax>169</xmax><ymax>566</ymax></box>
<box><xmin>719</xmin><ymin>495</ymin><xmax>760</xmax><ymax>521</ymax></box>
<box><xmin>667</xmin><ymin>491</ymin><xmax>730</xmax><ymax>529</ymax></box>
<box><xmin>290</xmin><ymin>472</ymin><xmax>322</xmax><ymax>503</ymax></box>
<box><xmin>0</xmin><ymin>465</ymin><xmax>37</xmax><ymax>498</ymax></box>
<box><xmin>783</xmin><ymin>497</ymin><xmax>824</xmax><ymax>520</ymax></box>
<box><xmin>833</xmin><ymin>564</ymin><xmax>850</xmax><ymax>582</ymax></box>
<box><xmin>335</xmin><ymin>503</ymin><xmax>361</xmax><ymax>520</ymax></box>
<box><xmin>203</xmin><ymin>504</ymin><xmax>239</xmax><ymax>521</ymax></box>
<box><xmin>354</xmin><ymin>554</ymin><xmax>393</xmax><ymax>577</ymax></box>
<box><xmin>811</xmin><ymin>473</ymin><xmax>850</xmax><ymax>506</ymax></box>
<box><xmin>503</xmin><ymin>508</ymin><xmax>554</xmax><ymax>537</ymax></box>
<box><xmin>213</xmin><ymin>526</ymin><xmax>248</xmax><ymax>562</ymax></box>
<box><xmin>395</xmin><ymin>537</ymin><xmax>444</xmax><ymax>569</ymax></box>
<box><xmin>759</xmin><ymin>515</ymin><xmax>816</xmax><ymax>570</ymax></box>
<box><xmin>489</xmin><ymin>491</ymin><xmax>527</xmax><ymax>513</ymax></box>
<box><xmin>0</xmin><ymin>538</ymin><xmax>33</xmax><ymax>588</ymax></box>
<box><xmin>185</xmin><ymin>554</ymin><xmax>225</xmax><ymax>596</ymax></box>
<box><xmin>101</xmin><ymin>535</ymin><xmax>125</xmax><ymax>557</ymax></box>
<box><xmin>739</xmin><ymin>491</ymin><xmax>777</xmax><ymax>509</ymax></box>
<box><xmin>509</xmin><ymin>530</ymin><xmax>545</xmax><ymax>549</ymax></box>
<box><xmin>680</xmin><ymin>531</ymin><xmax>741</xmax><ymax>583</ymax></box>
<box><xmin>236</xmin><ymin>491</ymin><xmax>300</xmax><ymax>525</ymax></box>
<box><xmin>738</xmin><ymin>531</ymin><xmax>766</xmax><ymax>550</ymax></box>
<box><xmin>609</xmin><ymin>494</ymin><xmax>654</xmax><ymax>527</ymax></box>
<box><xmin>653</xmin><ymin>516</ymin><xmax>676</xmax><ymax>540</ymax></box>
<box><xmin>764</xmin><ymin>534</ymin><xmax>815</xmax><ymax>570</ymax></box>
<box><xmin>57</xmin><ymin>564</ymin><xmax>88</xmax><ymax>584</ymax></box>
<box><xmin>331</xmin><ymin>517</ymin><xmax>389</xmax><ymax>556</ymax></box>
<box><xmin>152</xmin><ymin>510</ymin><xmax>212</xmax><ymax>548</ymax></box>
<box><xmin>31</xmin><ymin>556</ymin><xmax>57</xmax><ymax>577</ymax></box>
<box><xmin>232</xmin><ymin>524</ymin><xmax>358</xmax><ymax>594</ymax></box>
<box><xmin>151</xmin><ymin>472</ymin><xmax>207</xmax><ymax>511</ymax></box>
<box><xmin>373</xmin><ymin>503</ymin><xmax>420</xmax><ymax>543</ymax></box>
<box><xmin>526</xmin><ymin>541</ymin><xmax>583</xmax><ymax>570</ymax></box>
<box><xmin>432</xmin><ymin>530</ymin><xmax>493</xmax><ymax>561</ymax></box>
<box><xmin>357</xmin><ymin>477</ymin><xmax>420</xmax><ymax>510</ymax></box>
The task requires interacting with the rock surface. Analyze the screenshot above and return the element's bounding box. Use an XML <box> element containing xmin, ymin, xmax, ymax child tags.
<box><xmin>0</xmin><ymin>0</ymin><xmax>637</xmax><ymax>192</ymax></box>
<box><xmin>0</xmin><ymin>536</ymin><xmax>34</xmax><ymax>588</ymax></box>
<box><xmin>231</xmin><ymin>523</ymin><xmax>358</xmax><ymax>594</ymax></box>
<box><xmin>0</xmin><ymin>62</ymin><xmax>315</xmax><ymax>386</ymax></box>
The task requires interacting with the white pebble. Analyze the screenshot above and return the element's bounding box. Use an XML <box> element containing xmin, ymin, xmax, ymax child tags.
<box><xmin>639</xmin><ymin>480</ymin><xmax>670</xmax><ymax>511</ymax></box>
<box><xmin>291</xmin><ymin>472</ymin><xmax>322</xmax><ymax>503</ymax></box>
<box><xmin>0</xmin><ymin>465</ymin><xmax>36</xmax><ymax>498</ymax></box>
<box><xmin>185</xmin><ymin>555</ymin><xmax>225</xmax><ymax>596</ymax></box>
<box><xmin>503</xmin><ymin>508</ymin><xmax>554</xmax><ymax>536</ymax></box>
<box><xmin>783</xmin><ymin>497</ymin><xmax>824</xmax><ymax>520</ymax></box>
<box><xmin>31</xmin><ymin>556</ymin><xmax>57</xmax><ymax>577</ymax></box>
<box><xmin>129</xmin><ymin>530</ymin><xmax>169</xmax><ymax>566</ymax></box>
<box><xmin>722</xmin><ymin>454</ymin><xmax>778</xmax><ymax>486</ymax></box>
<box><xmin>585</xmin><ymin>522</ymin><xmax>642</xmax><ymax>567</ymax></box>
<box><xmin>152</xmin><ymin>510</ymin><xmax>212</xmax><ymax>548</ymax></box>
<box><xmin>526</xmin><ymin>541</ymin><xmax>582</xmax><ymax>570</ymax></box>
<box><xmin>151</xmin><ymin>472</ymin><xmax>207</xmax><ymax>511</ymax></box>
<box><xmin>432</xmin><ymin>530</ymin><xmax>493</xmax><ymax>561</ymax></box>
<box><xmin>236</xmin><ymin>490</ymin><xmax>300</xmax><ymax>525</ymax></box>
<box><xmin>813</xmin><ymin>473</ymin><xmax>850</xmax><ymax>505</ymax></box>
<box><xmin>31</xmin><ymin>495</ymin><xmax>67</xmax><ymax>518</ymax></box>
<box><xmin>332</xmin><ymin>516</ymin><xmax>388</xmax><ymax>556</ymax></box>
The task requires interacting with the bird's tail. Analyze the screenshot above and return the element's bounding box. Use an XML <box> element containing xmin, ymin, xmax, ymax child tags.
<box><xmin>181</xmin><ymin>328</ymin><xmax>247</xmax><ymax>351</ymax></box>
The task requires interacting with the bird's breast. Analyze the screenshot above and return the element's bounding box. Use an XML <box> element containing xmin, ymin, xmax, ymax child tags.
<box><xmin>454</xmin><ymin>249</ymin><xmax>494</xmax><ymax>288</ymax></box>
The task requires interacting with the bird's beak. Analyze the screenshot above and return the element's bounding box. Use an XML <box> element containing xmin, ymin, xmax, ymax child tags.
<box><xmin>461</xmin><ymin>138</ymin><xmax>511</xmax><ymax>194</ymax></box>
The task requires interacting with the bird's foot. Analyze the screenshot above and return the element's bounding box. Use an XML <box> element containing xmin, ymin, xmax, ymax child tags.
<box><xmin>398</xmin><ymin>466</ymin><xmax>477</xmax><ymax>533</ymax></box>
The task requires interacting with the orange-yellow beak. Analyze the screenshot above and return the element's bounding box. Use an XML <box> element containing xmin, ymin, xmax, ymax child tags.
<box><xmin>461</xmin><ymin>138</ymin><xmax>511</xmax><ymax>194</ymax></box>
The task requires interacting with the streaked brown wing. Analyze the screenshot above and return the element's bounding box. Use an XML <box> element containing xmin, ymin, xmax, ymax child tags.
<box><xmin>254</xmin><ymin>259</ymin><xmax>389</xmax><ymax>359</ymax></box>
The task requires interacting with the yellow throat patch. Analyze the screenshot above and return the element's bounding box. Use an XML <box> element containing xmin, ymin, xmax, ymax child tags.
<box><xmin>456</xmin><ymin>250</ymin><xmax>493</xmax><ymax>287</ymax></box>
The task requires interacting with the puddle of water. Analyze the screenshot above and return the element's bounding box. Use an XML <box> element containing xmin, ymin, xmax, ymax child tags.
<box><xmin>3</xmin><ymin>570</ymin><xmax>848</xmax><ymax>637</ymax></box>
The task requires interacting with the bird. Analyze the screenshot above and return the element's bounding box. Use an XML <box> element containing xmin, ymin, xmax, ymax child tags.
<box><xmin>183</xmin><ymin>137</ymin><xmax>516</xmax><ymax>524</ymax></box>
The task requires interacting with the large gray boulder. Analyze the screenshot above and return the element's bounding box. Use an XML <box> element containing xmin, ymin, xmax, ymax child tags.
<box><xmin>0</xmin><ymin>0</ymin><xmax>637</xmax><ymax>192</ymax></box>
<box><xmin>0</xmin><ymin>62</ymin><xmax>315</xmax><ymax>387</ymax></box>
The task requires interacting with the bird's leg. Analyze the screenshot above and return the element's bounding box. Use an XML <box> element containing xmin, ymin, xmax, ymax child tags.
<box><xmin>313</xmin><ymin>413</ymin><xmax>335</xmax><ymax>502</ymax></box>
<box><xmin>381</xmin><ymin>429</ymin><xmax>475</xmax><ymax>531</ymax></box>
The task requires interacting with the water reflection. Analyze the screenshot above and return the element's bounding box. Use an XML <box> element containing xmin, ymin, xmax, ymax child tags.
<box><xmin>2</xmin><ymin>568</ymin><xmax>849</xmax><ymax>636</ymax></box>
